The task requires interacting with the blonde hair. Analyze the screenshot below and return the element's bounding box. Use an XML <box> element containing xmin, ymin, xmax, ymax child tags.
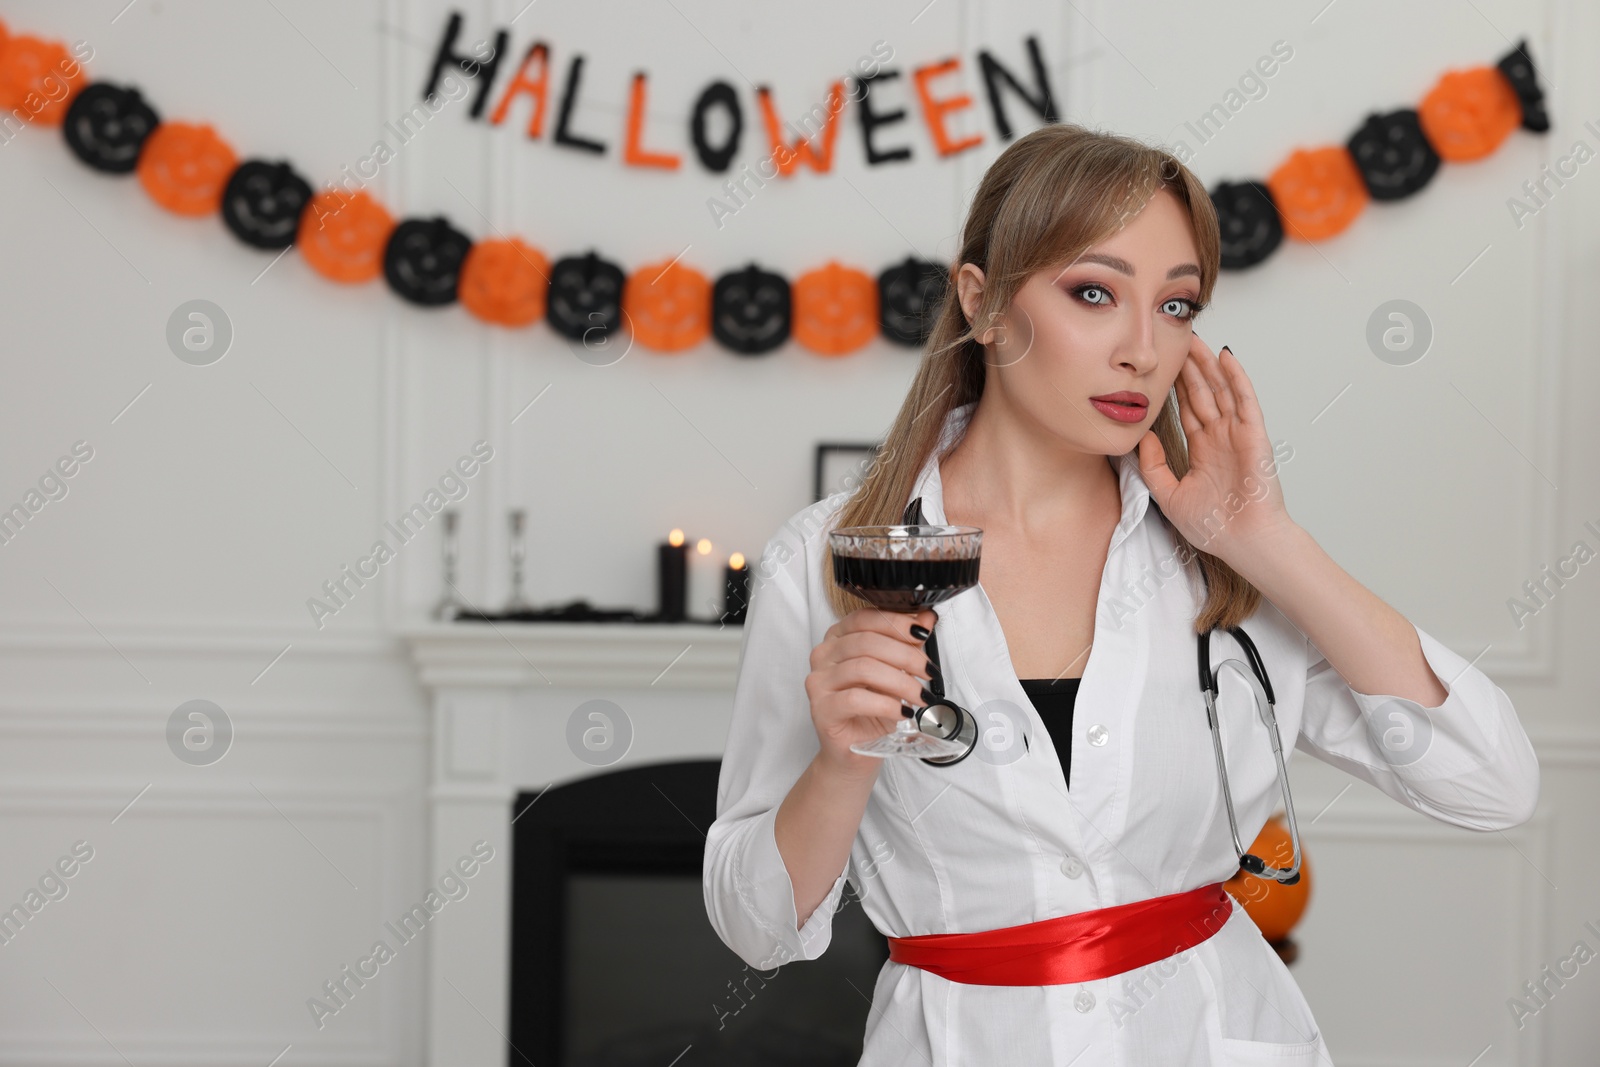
<box><xmin>822</xmin><ymin>122</ymin><xmax>1261</xmax><ymax>634</ymax></box>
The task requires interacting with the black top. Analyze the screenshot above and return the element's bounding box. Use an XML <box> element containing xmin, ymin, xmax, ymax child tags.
<box><xmin>1018</xmin><ymin>677</ymin><xmax>1080</xmax><ymax>789</ymax></box>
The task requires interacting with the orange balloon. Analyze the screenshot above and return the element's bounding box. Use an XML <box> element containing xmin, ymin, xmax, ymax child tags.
<box><xmin>297</xmin><ymin>190</ymin><xmax>395</xmax><ymax>284</ymax></box>
<box><xmin>460</xmin><ymin>238</ymin><xmax>550</xmax><ymax>327</ymax></box>
<box><xmin>792</xmin><ymin>260</ymin><xmax>878</xmax><ymax>356</ymax></box>
<box><xmin>0</xmin><ymin>34</ymin><xmax>86</xmax><ymax>126</ymax></box>
<box><xmin>1266</xmin><ymin>146</ymin><xmax>1368</xmax><ymax>242</ymax></box>
<box><xmin>1418</xmin><ymin>66</ymin><xmax>1522</xmax><ymax>163</ymax></box>
<box><xmin>136</xmin><ymin>122</ymin><xmax>238</xmax><ymax>216</ymax></box>
<box><xmin>623</xmin><ymin>259</ymin><xmax>711</xmax><ymax>352</ymax></box>
<box><xmin>1223</xmin><ymin>815</ymin><xmax>1312</xmax><ymax>943</ymax></box>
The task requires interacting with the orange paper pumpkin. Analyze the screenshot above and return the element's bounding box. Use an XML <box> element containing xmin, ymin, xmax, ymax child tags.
<box><xmin>1223</xmin><ymin>816</ymin><xmax>1312</xmax><ymax>943</ymax></box>
<box><xmin>623</xmin><ymin>260</ymin><xmax>711</xmax><ymax>352</ymax></box>
<box><xmin>297</xmin><ymin>190</ymin><xmax>395</xmax><ymax>284</ymax></box>
<box><xmin>459</xmin><ymin>238</ymin><xmax>550</xmax><ymax>327</ymax></box>
<box><xmin>136</xmin><ymin>122</ymin><xmax>238</xmax><ymax>216</ymax></box>
<box><xmin>1418</xmin><ymin>66</ymin><xmax>1522</xmax><ymax>163</ymax></box>
<box><xmin>792</xmin><ymin>261</ymin><xmax>878</xmax><ymax>356</ymax></box>
<box><xmin>1266</xmin><ymin>146</ymin><xmax>1369</xmax><ymax>242</ymax></box>
<box><xmin>0</xmin><ymin>34</ymin><xmax>86</xmax><ymax>125</ymax></box>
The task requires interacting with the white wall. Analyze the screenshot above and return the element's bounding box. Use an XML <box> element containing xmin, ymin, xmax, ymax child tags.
<box><xmin>0</xmin><ymin>0</ymin><xmax>1596</xmax><ymax>1064</ymax></box>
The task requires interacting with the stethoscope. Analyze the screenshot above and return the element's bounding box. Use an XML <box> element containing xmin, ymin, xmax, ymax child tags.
<box><xmin>900</xmin><ymin>497</ymin><xmax>1304</xmax><ymax>885</ymax></box>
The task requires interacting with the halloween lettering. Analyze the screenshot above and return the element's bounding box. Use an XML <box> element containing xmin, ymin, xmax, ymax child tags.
<box><xmin>423</xmin><ymin>11</ymin><xmax>1058</xmax><ymax>173</ymax></box>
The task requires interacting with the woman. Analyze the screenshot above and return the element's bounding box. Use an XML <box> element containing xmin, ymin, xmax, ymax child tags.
<box><xmin>702</xmin><ymin>123</ymin><xmax>1540</xmax><ymax>1065</ymax></box>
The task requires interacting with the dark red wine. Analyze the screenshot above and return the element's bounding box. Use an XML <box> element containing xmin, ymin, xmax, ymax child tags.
<box><xmin>833</xmin><ymin>553</ymin><xmax>980</xmax><ymax>612</ymax></box>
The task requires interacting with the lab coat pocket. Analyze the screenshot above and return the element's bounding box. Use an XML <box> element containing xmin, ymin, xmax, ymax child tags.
<box><xmin>1193</xmin><ymin>907</ymin><xmax>1324</xmax><ymax>1056</ymax></box>
<box><xmin>1217</xmin><ymin>1033</ymin><xmax>1326</xmax><ymax>1063</ymax></box>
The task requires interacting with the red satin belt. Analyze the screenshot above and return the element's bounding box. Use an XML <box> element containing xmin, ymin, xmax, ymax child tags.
<box><xmin>885</xmin><ymin>882</ymin><xmax>1236</xmax><ymax>986</ymax></box>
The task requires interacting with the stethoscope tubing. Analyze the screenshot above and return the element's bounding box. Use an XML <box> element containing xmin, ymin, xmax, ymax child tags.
<box><xmin>1198</xmin><ymin>626</ymin><xmax>1304</xmax><ymax>885</ymax></box>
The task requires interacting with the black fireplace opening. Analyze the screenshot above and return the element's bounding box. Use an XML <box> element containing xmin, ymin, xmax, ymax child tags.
<box><xmin>509</xmin><ymin>759</ymin><xmax>890</xmax><ymax>1067</ymax></box>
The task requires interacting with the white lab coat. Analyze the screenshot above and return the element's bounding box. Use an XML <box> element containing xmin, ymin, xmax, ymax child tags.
<box><xmin>702</xmin><ymin>401</ymin><xmax>1541</xmax><ymax>1065</ymax></box>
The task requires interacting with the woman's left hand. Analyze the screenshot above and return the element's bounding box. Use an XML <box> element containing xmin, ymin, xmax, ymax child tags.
<box><xmin>1137</xmin><ymin>334</ymin><xmax>1296</xmax><ymax>563</ymax></box>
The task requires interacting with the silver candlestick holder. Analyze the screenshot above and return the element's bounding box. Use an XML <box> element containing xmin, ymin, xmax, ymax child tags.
<box><xmin>504</xmin><ymin>508</ymin><xmax>534</xmax><ymax>613</ymax></box>
<box><xmin>431</xmin><ymin>509</ymin><xmax>467</xmax><ymax>621</ymax></box>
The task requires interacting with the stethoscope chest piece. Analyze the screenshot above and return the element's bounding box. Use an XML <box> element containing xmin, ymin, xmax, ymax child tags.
<box><xmin>914</xmin><ymin>698</ymin><xmax>977</xmax><ymax>765</ymax></box>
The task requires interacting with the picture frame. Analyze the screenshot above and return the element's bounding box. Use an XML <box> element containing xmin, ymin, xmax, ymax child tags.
<box><xmin>813</xmin><ymin>442</ymin><xmax>882</xmax><ymax>503</ymax></box>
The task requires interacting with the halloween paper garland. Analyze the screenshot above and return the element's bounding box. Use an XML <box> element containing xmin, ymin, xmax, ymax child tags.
<box><xmin>0</xmin><ymin>17</ymin><xmax>1549</xmax><ymax>354</ymax></box>
<box><xmin>1216</xmin><ymin>37</ymin><xmax>1548</xmax><ymax>269</ymax></box>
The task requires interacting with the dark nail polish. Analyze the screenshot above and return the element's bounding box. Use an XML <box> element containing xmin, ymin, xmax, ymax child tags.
<box><xmin>927</xmin><ymin>658</ymin><xmax>942</xmax><ymax>678</ymax></box>
<box><xmin>902</xmin><ymin>704</ymin><xmax>916</xmax><ymax>717</ymax></box>
<box><xmin>920</xmin><ymin>686</ymin><xmax>937</xmax><ymax>705</ymax></box>
<box><xmin>910</xmin><ymin>624</ymin><xmax>931</xmax><ymax>640</ymax></box>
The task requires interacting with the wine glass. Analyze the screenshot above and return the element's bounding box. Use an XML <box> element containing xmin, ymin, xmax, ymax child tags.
<box><xmin>828</xmin><ymin>524</ymin><xmax>983</xmax><ymax>758</ymax></box>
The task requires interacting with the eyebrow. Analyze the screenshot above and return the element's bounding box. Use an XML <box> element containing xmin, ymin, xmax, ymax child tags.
<box><xmin>1069</xmin><ymin>252</ymin><xmax>1200</xmax><ymax>281</ymax></box>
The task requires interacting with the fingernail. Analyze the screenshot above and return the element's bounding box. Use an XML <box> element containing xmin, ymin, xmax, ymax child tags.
<box><xmin>1221</xmin><ymin>345</ymin><xmax>1232</xmax><ymax>357</ymax></box>
<box><xmin>910</xmin><ymin>624</ymin><xmax>931</xmax><ymax>640</ymax></box>
<box><xmin>902</xmin><ymin>704</ymin><xmax>916</xmax><ymax>718</ymax></box>
<box><xmin>920</xmin><ymin>686</ymin><xmax>937</xmax><ymax>705</ymax></box>
<box><xmin>926</xmin><ymin>659</ymin><xmax>939</xmax><ymax>679</ymax></box>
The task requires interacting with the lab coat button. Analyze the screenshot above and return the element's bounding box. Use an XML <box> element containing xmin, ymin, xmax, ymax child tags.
<box><xmin>1087</xmin><ymin>723</ymin><xmax>1109</xmax><ymax>747</ymax></box>
<box><xmin>1074</xmin><ymin>988</ymin><xmax>1096</xmax><ymax>1013</ymax></box>
<box><xmin>1059</xmin><ymin>855</ymin><xmax>1083</xmax><ymax>878</ymax></box>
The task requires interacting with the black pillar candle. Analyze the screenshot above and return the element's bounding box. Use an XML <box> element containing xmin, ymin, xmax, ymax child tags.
<box><xmin>658</xmin><ymin>529</ymin><xmax>688</xmax><ymax>621</ymax></box>
<box><xmin>723</xmin><ymin>552</ymin><xmax>749</xmax><ymax>625</ymax></box>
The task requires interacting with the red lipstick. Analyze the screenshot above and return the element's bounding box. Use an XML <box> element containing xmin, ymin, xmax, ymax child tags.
<box><xmin>1089</xmin><ymin>391</ymin><xmax>1149</xmax><ymax>424</ymax></box>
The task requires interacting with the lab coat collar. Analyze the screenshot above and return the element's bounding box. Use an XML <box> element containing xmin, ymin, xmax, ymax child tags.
<box><xmin>907</xmin><ymin>401</ymin><xmax>1155</xmax><ymax>553</ymax></box>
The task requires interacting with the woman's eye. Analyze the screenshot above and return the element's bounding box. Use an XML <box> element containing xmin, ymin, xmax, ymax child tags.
<box><xmin>1162</xmin><ymin>298</ymin><xmax>1199</xmax><ymax>320</ymax></box>
<box><xmin>1070</xmin><ymin>284</ymin><xmax>1111</xmax><ymax>306</ymax></box>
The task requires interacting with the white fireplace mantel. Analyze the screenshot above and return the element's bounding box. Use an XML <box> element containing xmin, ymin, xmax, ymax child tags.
<box><xmin>403</xmin><ymin>618</ymin><xmax>746</xmax><ymax>689</ymax></box>
<box><xmin>399</xmin><ymin>619</ymin><xmax>748</xmax><ymax>1067</ymax></box>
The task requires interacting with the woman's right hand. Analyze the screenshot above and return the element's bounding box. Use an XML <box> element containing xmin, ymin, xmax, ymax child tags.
<box><xmin>805</xmin><ymin>606</ymin><xmax>938</xmax><ymax>779</ymax></box>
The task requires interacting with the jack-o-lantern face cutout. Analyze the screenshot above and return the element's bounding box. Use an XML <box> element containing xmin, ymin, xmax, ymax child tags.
<box><xmin>0</xmin><ymin>34</ymin><xmax>86</xmax><ymax>126</ymax></box>
<box><xmin>1418</xmin><ymin>67</ymin><xmax>1521</xmax><ymax>163</ymax></box>
<box><xmin>1265</xmin><ymin>147</ymin><xmax>1368</xmax><ymax>242</ymax></box>
<box><xmin>136</xmin><ymin>122</ymin><xmax>238</xmax><ymax>217</ymax></box>
<box><xmin>712</xmin><ymin>264</ymin><xmax>790</xmax><ymax>355</ymax></box>
<box><xmin>64</xmin><ymin>83</ymin><xmax>159</xmax><ymax>173</ymax></box>
<box><xmin>1347</xmin><ymin>109</ymin><xmax>1440</xmax><ymax>201</ymax></box>
<box><xmin>1211</xmin><ymin>180</ymin><xmax>1284</xmax><ymax>270</ymax></box>
<box><xmin>792</xmin><ymin>262</ymin><xmax>878</xmax><ymax>356</ymax></box>
<box><xmin>877</xmin><ymin>257</ymin><xmax>947</xmax><ymax>347</ymax></box>
<box><xmin>297</xmin><ymin>189</ymin><xmax>395</xmax><ymax>284</ymax></box>
<box><xmin>546</xmin><ymin>252</ymin><xmax>626</xmax><ymax>342</ymax></box>
<box><xmin>459</xmin><ymin>238</ymin><xmax>550</xmax><ymax>327</ymax></box>
<box><xmin>383</xmin><ymin>217</ymin><xmax>472</xmax><ymax>307</ymax></box>
<box><xmin>1497</xmin><ymin>38</ymin><xmax>1549</xmax><ymax>133</ymax></box>
<box><xmin>221</xmin><ymin>160</ymin><xmax>312</xmax><ymax>250</ymax></box>
<box><xmin>624</xmin><ymin>260</ymin><xmax>711</xmax><ymax>352</ymax></box>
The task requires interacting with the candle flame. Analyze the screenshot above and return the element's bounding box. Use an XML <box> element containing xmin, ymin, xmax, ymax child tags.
<box><xmin>696</xmin><ymin>538</ymin><xmax>712</xmax><ymax>555</ymax></box>
<box><xmin>669</xmin><ymin>528</ymin><xmax>684</xmax><ymax>546</ymax></box>
<box><xmin>729</xmin><ymin>552</ymin><xmax>746</xmax><ymax>569</ymax></box>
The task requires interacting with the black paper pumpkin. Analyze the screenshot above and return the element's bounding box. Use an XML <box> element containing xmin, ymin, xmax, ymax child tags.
<box><xmin>711</xmin><ymin>263</ymin><xmax>790</xmax><ymax>355</ymax></box>
<box><xmin>1347</xmin><ymin>109</ymin><xmax>1440</xmax><ymax>201</ymax></box>
<box><xmin>62</xmin><ymin>82</ymin><xmax>159</xmax><ymax>174</ymax></box>
<box><xmin>546</xmin><ymin>251</ymin><xmax>626</xmax><ymax>341</ymax></box>
<box><xmin>1210</xmin><ymin>180</ymin><xmax>1284</xmax><ymax>271</ymax></box>
<box><xmin>1497</xmin><ymin>38</ymin><xmax>1550</xmax><ymax>133</ymax></box>
<box><xmin>221</xmin><ymin>160</ymin><xmax>313</xmax><ymax>249</ymax></box>
<box><xmin>383</xmin><ymin>217</ymin><xmax>472</xmax><ymax>306</ymax></box>
<box><xmin>877</xmin><ymin>257</ymin><xmax>947</xmax><ymax>347</ymax></box>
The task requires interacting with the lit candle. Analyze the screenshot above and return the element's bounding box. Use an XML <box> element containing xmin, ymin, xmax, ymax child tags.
<box><xmin>658</xmin><ymin>528</ymin><xmax>688</xmax><ymax>622</ymax></box>
<box><xmin>723</xmin><ymin>552</ymin><xmax>749</xmax><ymax>624</ymax></box>
<box><xmin>688</xmin><ymin>538</ymin><xmax>722</xmax><ymax>622</ymax></box>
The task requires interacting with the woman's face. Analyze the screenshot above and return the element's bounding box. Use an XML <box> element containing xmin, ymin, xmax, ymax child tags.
<box><xmin>958</xmin><ymin>186</ymin><xmax>1204</xmax><ymax>454</ymax></box>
